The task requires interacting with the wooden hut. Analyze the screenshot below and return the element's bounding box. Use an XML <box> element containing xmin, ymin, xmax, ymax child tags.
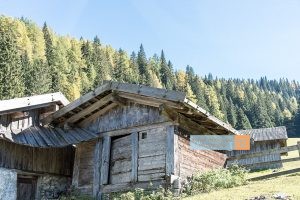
<box><xmin>227</xmin><ymin>126</ymin><xmax>288</xmax><ymax>170</ymax></box>
<box><xmin>0</xmin><ymin>82</ymin><xmax>238</xmax><ymax>199</ymax></box>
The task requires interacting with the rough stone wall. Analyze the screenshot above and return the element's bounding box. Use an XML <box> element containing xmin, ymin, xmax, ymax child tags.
<box><xmin>36</xmin><ymin>175</ymin><xmax>71</xmax><ymax>200</ymax></box>
<box><xmin>0</xmin><ymin>167</ymin><xmax>17</xmax><ymax>200</ymax></box>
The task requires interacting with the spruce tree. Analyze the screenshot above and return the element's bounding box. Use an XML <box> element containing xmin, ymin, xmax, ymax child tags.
<box><xmin>137</xmin><ymin>44</ymin><xmax>150</xmax><ymax>84</ymax></box>
<box><xmin>236</xmin><ymin>108</ymin><xmax>252</xmax><ymax>129</ymax></box>
<box><xmin>0</xmin><ymin>17</ymin><xmax>24</xmax><ymax>99</ymax></box>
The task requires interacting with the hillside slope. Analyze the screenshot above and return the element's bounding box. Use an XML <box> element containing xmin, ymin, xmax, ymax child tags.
<box><xmin>0</xmin><ymin>15</ymin><xmax>300</xmax><ymax>135</ymax></box>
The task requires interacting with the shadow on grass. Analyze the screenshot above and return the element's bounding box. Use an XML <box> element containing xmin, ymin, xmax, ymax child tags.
<box><xmin>249</xmin><ymin>168</ymin><xmax>300</xmax><ymax>181</ymax></box>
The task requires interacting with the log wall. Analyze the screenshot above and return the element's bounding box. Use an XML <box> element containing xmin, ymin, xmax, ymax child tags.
<box><xmin>175</xmin><ymin>128</ymin><xmax>227</xmax><ymax>179</ymax></box>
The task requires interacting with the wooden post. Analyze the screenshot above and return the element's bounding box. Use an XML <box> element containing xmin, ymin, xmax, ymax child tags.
<box><xmin>100</xmin><ymin>136</ymin><xmax>111</xmax><ymax>185</ymax></box>
<box><xmin>131</xmin><ymin>132</ymin><xmax>138</xmax><ymax>182</ymax></box>
<box><xmin>72</xmin><ymin>145</ymin><xmax>80</xmax><ymax>187</ymax></box>
<box><xmin>166</xmin><ymin>125</ymin><xmax>175</xmax><ymax>176</ymax></box>
<box><xmin>93</xmin><ymin>138</ymin><xmax>102</xmax><ymax>198</ymax></box>
<box><xmin>297</xmin><ymin>141</ymin><xmax>300</xmax><ymax>158</ymax></box>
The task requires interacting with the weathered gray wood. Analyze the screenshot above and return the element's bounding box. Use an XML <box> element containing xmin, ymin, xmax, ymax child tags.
<box><xmin>98</xmin><ymin>121</ymin><xmax>175</xmax><ymax>139</ymax></box>
<box><xmin>183</xmin><ymin>98</ymin><xmax>238</xmax><ymax>135</ymax></box>
<box><xmin>100</xmin><ymin>136</ymin><xmax>111</xmax><ymax>185</ymax></box>
<box><xmin>166</xmin><ymin>125</ymin><xmax>175</xmax><ymax>176</ymax></box>
<box><xmin>298</xmin><ymin>141</ymin><xmax>300</xmax><ymax>157</ymax></box>
<box><xmin>93</xmin><ymin>138</ymin><xmax>102</xmax><ymax>197</ymax></box>
<box><xmin>72</xmin><ymin>145</ymin><xmax>80</xmax><ymax>187</ymax></box>
<box><xmin>0</xmin><ymin>92</ymin><xmax>69</xmax><ymax>115</ymax></box>
<box><xmin>228</xmin><ymin>144</ymin><xmax>299</xmax><ymax>161</ymax></box>
<box><xmin>0</xmin><ymin>139</ymin><xmax>74</xmax><ymax>176</ymax></box>
<box><xmin>42</xmin><ymin>83</ymin><xmax>111</xmax><ymax>125</ymax></box>
<box><xmin>65</xmin><ymin>94</ymin><xmax>113</xmax><ymax>124</ymax></box>
<box><xmin>100</xmin><ymin>180</ymin><xmax>166</xmax><ymax>193</ymax></box>
<box><xmin>138</xmin><ymin>155</ymin><xmax>166</xmax><ymax>171</ymax></box>
<box><xmin>116</xmin><ymin>92</ymin><xmax>183</xmax><ymax>109</ymax></box>
<box><xmin>131</xmin><ymin>132</ymin><xmax>138</xmax><ymax>182</ymax></box>
<box><xmin>79</xmin><ymin>103</ymin><xmax>118</xmax><ymax>127</ymax></box>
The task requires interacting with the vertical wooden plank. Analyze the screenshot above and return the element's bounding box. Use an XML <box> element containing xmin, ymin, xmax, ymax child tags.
<box><xmin>166</xmin><ymin>125</ymin><xmax>175</xmax><ymax>176</ymax></box>
<box><xmin>297</xmin><ymin>141</ymin><xmax>300</xmax><ymax>158</ymax></box>
<box><xmin>100</xmin><ymin>136</ymin><xmax>111</xmax><ymax>185</ymax></box>
<box><xmin>173</xmin><ymin>127</ymin><xmax>179</xmax><ymax>176</ymax></box>
<box><xmin>72</xmin><ymin>145</ymin><xmax>81</xmax><ymax>187</ymax></box>
<box><xmin>93</xmin><ymin>138</ymin><xmax>103</xmax><ymax>197</ymax></box>
<box><xmin>131</xmin><ymin>132</ymin><xmax>138</xmax><ymax>182</ymax></box>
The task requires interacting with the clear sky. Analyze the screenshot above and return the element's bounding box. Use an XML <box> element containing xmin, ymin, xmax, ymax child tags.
<box><xmin>1</xmin><ymin>0</ymin><xmax>300</xmax><ymax>80</ymax></box>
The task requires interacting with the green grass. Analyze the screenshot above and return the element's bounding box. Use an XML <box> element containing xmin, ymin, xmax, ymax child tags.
<box><xmin>184</xmin><ymin>138</ymin><xmax>300</xmax><ymax>200</ymax></box>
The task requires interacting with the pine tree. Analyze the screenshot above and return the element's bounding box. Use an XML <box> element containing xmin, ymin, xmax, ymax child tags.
<box><xmin>0</xmin><ymin>17</ymin><xmax>24</xmax><ymax>99</ymax></box>
<box><xmin>159</xmin><ymin>51</ymin><xmax>175</xmax><ymax>90</ymax></box>
<box><xmin>92</xmin><ymin>36</ymin><xmax>111</xmax><ymax>86</ymax></box>
<box><xmin>137</xmin><ymin>44</ymin><xmax>150</xmax><ymax>84</ymax></box>
<box><xmin>236</xmin><ymin>108</ymin><xmax>252</xmax><ymax>129</ymax></box>
<box><xmin>43</xmin><ymin>23</ymin><xmax>59</xmax><ymax>92</ymax></box>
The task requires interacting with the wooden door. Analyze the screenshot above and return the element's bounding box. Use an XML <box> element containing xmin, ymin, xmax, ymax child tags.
<box><xmin>17</xmin><ymin>176</ymin><xmax>37</xmax><ymax>200</ymax></box>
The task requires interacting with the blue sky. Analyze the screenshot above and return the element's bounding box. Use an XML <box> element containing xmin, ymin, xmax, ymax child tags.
<box><xmin>1</xmin><ymin>0</ymin><xmax>300</xmax><ymax>80</ymax></box>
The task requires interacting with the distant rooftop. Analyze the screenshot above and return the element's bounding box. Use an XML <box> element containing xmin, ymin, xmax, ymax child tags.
<box><xmin>239</xmin><ymin>126</ymin><xmax>288</xmax><ymax>141</ymax></box>
<box><xmin>0</xmin><ymin>92</ymin><xmax>69</xmax><ymax>115</ymax></box>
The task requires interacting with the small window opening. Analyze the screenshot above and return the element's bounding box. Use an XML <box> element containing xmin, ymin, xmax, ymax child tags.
<box><xmin>141</xmin><ymin>132</ymin><xmax>147</xmax><ymax>139</ymax></box>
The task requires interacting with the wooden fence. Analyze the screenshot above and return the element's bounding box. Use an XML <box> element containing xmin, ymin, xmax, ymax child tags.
<box><xmin>227</xmin><ymin>141</ymin><xmax>300</xmax><ymax>168</ymax></box>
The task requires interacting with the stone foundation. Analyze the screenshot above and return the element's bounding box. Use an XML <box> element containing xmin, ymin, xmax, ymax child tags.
<box><xmin>36</xmin><ymin>175</ymin><xmax>71</xmax><ymax>199</ymax></box>
<box><xmin>0</xmin><ymin>168</ymin><xmax>17</xmax><ymax>200</ymax></box>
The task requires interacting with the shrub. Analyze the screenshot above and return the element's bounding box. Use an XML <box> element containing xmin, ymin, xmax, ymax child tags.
<box><xmin>110</xmin><ymin>187</ymin><xmax>175</xmax><ymax>200</ymax></box>
<box><xmin>182</xmin><ymin>164</ymin><xmax>248</xmax><ymax>195</ymax></box>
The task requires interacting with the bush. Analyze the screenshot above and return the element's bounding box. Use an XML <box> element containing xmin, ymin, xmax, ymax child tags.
<box><xmin>110</xmin><ymin>187</ymin><xmax>176</xmax><ymax>200</ymax></box>
<box><xmin>182</xmin><ymin>164</ymin><xmax>248</xmax><ymax>195</ymax></box>
<box><xmin>59</xmin><ymin>186</ymin><xmax>94</xmax><ymax>200</ymax></box>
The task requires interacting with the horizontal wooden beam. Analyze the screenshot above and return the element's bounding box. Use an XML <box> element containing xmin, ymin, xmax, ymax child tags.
<box><xmin>0</xmin><ymin>92</ymin><xmax>69</xmax><ymax>115</ymax></box>
<box><xmin>100</xmin><ymin>180</ymin><xmax>166</xmax><ymax>193</ymax></box>
<box><xmin>98</xmin><ymin>121</ymin><xmax>176</xmax><ymax>138</ymax></box>
<box><xmin>160</xmin><ymin>105</ymin><xmax>227</xmax><ymax>135</ymax></box>
<box><xmin>79</xmin><ymin>103</ymin><xmax>118</xmax><ymax>127</ymax></box>
<box><xmin>63</xmin><ymin>94</ymin><xmax>113</xmax><ymax>124</ymax></box>
<box><xmin>42</xmin><ymin>83</ymin><xmax>111</xmax><ymax>125</ymax></box>
<box><xmin>228</xmin><ymin>143</ymin><xmax>299</xmax><ymax>161</ymax></box>
<box><xmin>116</xmin><ymin>92</ymin><xmax>184</xmax><ymax>109</ymax></box>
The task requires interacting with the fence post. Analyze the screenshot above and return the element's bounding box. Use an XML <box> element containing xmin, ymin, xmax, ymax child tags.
<box><xmin>298</xmin><ymin>141</ymin><xmax>300</xmax><ymax>158</ymax></box>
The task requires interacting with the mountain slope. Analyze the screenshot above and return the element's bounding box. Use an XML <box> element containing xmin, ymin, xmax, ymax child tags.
<box><xmin>0</xmin><ymin>15</ymin><xmax>299</xmax><ymax>136</ymax></box>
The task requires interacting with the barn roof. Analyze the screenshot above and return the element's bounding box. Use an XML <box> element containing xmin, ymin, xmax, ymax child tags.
<box><xmin>238</xmin><ymin>126</ymin><xmax>288</xmax><ymax>141</ymax></box>
<box><xmin>0</xmin><ymin>126</ymin><xmax>97</xmax><ymax>147</ymax></box>
<box><xmin>0</xmin><ymin>82</ymin><xmax>239</xmax><ymax>147</ymax></box>
<box><xmin>42</xmin><ymin>81</ymin><xmax>239</xmax><ymax>135</ymax></box>
<box><xmin>0</xmin><ymin>92</ymin><xmax>69</xmax><ymax>115</ymax></box>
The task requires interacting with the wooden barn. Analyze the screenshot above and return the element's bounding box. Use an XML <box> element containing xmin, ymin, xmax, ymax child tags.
<box><xmin>0</xmin><ymin>82</ymin><xmax>238</xmax><ymax>200</ymax></box>
<box><xmin>227</xmin><ymin>126</ymin><xmax>288</xmax><ymax>170</ymax></box>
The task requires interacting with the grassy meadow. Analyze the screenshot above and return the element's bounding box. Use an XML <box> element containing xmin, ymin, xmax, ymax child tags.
<box><xmin>184</xmin><ymin>138</ymin><xmax>300</xmax><ymax>200</ymax></box>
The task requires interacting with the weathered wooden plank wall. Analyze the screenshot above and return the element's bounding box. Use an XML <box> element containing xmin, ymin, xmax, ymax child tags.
<box><xmin>227</xmin><ymin>140</ymin><xmax>283</xmax><ymax>169</ymax></box>
<box><xmin>87</xmin><ymin>103</ymin><xmax>167</xmax><ymax>133</ymax></box>
<box><xmin>138</xmin><ymin>127</ymin><xmax>167</xmax><ymax>182</ymax></box>
<box><xmin>175</xmin><ymin>128</ymin><xmax>227</xmax><ymax>179</ymax></box>
<box><xmin>0</xmin><ymin>106</ymin><xmax>56</xmax><ymax>131</ymax></box>
<box><xmin>72</xmin><ymin>140</ymin><xmax>97</xmax><ymax>195</ymax></box>
<box><xmin>0</xmin><ymin>140</ymin><xmax>74</xmax><ymax>176</ymax></box>
<box><xmin>110</xmin><ymin>134</ymin><xmax>132</xmax><ymax>184</ymax></box>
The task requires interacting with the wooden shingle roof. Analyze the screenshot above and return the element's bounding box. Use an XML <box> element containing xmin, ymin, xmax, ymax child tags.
<box><xmin>238</xmin><ymin>126</ymin><xmax>288</xmax><ymax>141</ymax></box>
<box><xmin>0</xmin><ymin>126</ymin><xmax>97</xmax><ymax>147</ymax></box>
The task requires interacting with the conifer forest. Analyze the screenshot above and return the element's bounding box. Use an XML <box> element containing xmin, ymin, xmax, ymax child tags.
<box><xmin>1</xmin><ymin>16</ymin><xmax>300</xmax><ymax>136</ymax></box>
